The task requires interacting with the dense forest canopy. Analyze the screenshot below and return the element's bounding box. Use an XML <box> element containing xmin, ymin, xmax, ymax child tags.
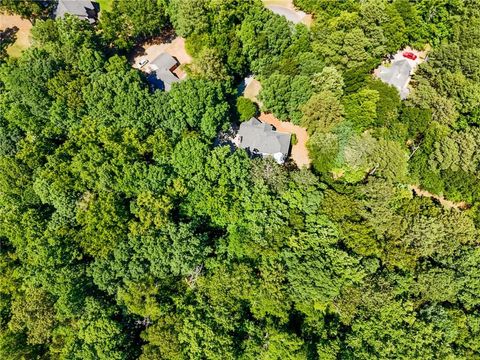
<box><xmin>1</xmin><ymin>0</ymin><xmax>480</xmax><ymax>359</ymax></box>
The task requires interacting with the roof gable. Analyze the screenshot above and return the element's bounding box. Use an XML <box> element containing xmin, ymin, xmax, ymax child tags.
<box><xmin>149</xmin><ymin>53</ymin><xmax>180</xmax><ymax>91</ymax></box>
<box><xmin>238</xmin><ymin>117</ymin><xmax>291</xmax><ymax>156</ymax></box>
<box><xmin>378</xmin><ymin>59</ymin><xmax>413</xmax><ymax>99</ymax></box>
<box><xmin>151</xmin><ymin>53</ymin><xmax>178</xmax><ymax>71</ymax></box>
<box><xmin>56</xmin><ymin>0</ymin><xmax>96</xmax><ymax>23</ymax></box>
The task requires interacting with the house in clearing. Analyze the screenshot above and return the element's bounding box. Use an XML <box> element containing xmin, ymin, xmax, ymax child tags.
<box><xmin>148</xmin><ymin>53</ymin><xmax>181</xmax><ymax>92</ymax></box>
<box><xmin>377</xmin><ymin>59</ymin><xmax>413</xmax><ymax>100</ymax></box>
<box><xmin>238</xmin><ymin>117</ymin><xmax>291</xmax><ymax>164</ymax></box>
<box><xmin>55</xmin><ymin>0</ymin><xmax>97</xmax><ymax>24</ymax></box>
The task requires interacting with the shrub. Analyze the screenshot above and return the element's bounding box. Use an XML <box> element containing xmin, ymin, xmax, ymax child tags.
<box><xmin>291</xmin><ymin>133</ymin><xmax>298</xmax><ymax>145</ymax></box>
<box><xmin>236</xmin><ymin>96</ymin><xmax>258</xmax><ymax>121</ymax></box>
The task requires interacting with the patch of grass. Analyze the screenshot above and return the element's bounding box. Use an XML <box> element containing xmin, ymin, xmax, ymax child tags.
<box><xmin>97</xmin><ymin>0</ymin><xmax>113</xmax><ymax>12</ymax></box>
<box><xmin>262</xmin><ymin>0</ymin><xmax>292</xmax><ymax>7</ymax></box>
<box><xmin>291</xmin><ymin>133</ymin><xmax>298</xmax><ymax>145</ymax></box>
<box><xmin>6</xmin><ymin>43</ymin><xmax>25</xmax><ymax>58</ymax></box>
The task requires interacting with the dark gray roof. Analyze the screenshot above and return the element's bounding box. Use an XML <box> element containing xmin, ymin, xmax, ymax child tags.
<box><xmin>378</xmin><ymin>59</ymin><xmax>413</xmax><ymax>99</ymax></box>
<box><xmin>238</xmin><ymin>118</ymin><xmax>291</xmax><ymax>158</ymax></box>
<box><xmin>155</xmin><ymin>71</ymin><xmax>181</xmax><ymax>91</ymax></box>
<box><xmin>152</xmin><ymin>53</ymin><xmax>178</xmax><ymax>71</ymax></box>
<box><xmin>55</xmin><ymin>0</ymin><xmax>96</xmax><ymax>24</ymax></box>
<box><xmin>150</xmin><ymin>53</ymin><xmax>180</xmax><ymax>92</ymax></box>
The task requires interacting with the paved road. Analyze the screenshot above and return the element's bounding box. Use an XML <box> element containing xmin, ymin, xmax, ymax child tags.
<box><xmin>266</xmin><ymin>5</ymin><xmax>304</xmax><ymax>24</ymax></box>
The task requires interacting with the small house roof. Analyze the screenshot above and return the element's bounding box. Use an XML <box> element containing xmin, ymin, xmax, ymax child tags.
<box><xmin>149</xmin><ymin>53</ymin><xmax>180</xmax><ymax>91</ymax></box>
<box><xmin>238</xmin><ymin>118</ymin><xmax>291</xmax><ymax>156</ymax></box>
<box><xmin>151</xmin><ymin>53</ymin><xmax>178</xmax><ymax>71</ymax></box>
<box><xmin>155</xmin><ymin>70</ymin><xmax>181</xmax><ymax>91</ymax></box>
<box><xmin>55</xmin><ymin>0</ymin><xmax>96</xmax><ymax>23</ymax></box>
<box><xmin>378</xmin><ymin>59</ymin><xmax>413</xmax><ymax>99</ymax></box>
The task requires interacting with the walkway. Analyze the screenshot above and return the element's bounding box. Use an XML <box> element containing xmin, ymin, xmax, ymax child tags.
<box><xmin>409</xmin><ymin>185</ymin><xmax>469</xmax><ymax>210</ymax></box>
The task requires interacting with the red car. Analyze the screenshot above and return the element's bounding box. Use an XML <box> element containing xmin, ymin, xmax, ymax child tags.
<box><xmin>402</xmin><ymin>52</ymin><xmax>417</xmax><ymax>60</ymax></box>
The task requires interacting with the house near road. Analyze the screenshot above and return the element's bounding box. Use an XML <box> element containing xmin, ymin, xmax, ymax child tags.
<box><xmin>55</xmin><ymin>0</ymin><xmax>97</xmax><ymax>24</ymax></box>
<box><xmin>148</xmin><ymin>53</ymin><xmax>181</xmax><ymax>92</ymax></box>
<box><xmin>375</xmin><ymin>48</ymin><xmax>427</xmax><ymax>100</ymax></box>
<box><xmin>238</xmin><ymin>117</ymin><xmax>291</xmax><ymax>164</ymax></box>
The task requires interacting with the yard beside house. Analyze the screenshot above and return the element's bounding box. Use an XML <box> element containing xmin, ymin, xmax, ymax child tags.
<box><xmin>259</xmin><ymin>113</ymin><xmax>311</xmax><ymax>168</ymax></box>
<box><xmin>242</xmin><ymin>75</ymin><xmax>312</xmax><ymax>168</ymax></box>
<box><xmin>132</xmin><ymin>37</ymin><xmax>192</xmax><ymax>80</ymax></box>
<box><xmin>0</xmin><ymin>13</ymin><xmax>32</xmax><ymax>57</ymax></box>
<box><xmin>97</xmin><ymin>0</ymin><xmax>113</xmax><ymax>12</ymax></box>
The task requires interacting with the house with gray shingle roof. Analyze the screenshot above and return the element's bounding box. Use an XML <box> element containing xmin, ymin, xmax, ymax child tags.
<box><xmin>378</xmin><ymin>59</ymin><xmax>413</xmax><ymax>99</ymax></box>
<box><xmin>149</xmin><ymin>53</ymin><xmax>181</xmax><ymax>92</ymax></box>
<box><xmin>238</xmin><ymin>118</ymin><xmax>291</xmax><ymax>164</ymax></box>
<box><xmin>55</xmin><ymin>0</ymin><xmax>97</xmax><ymax>24</ymax></box>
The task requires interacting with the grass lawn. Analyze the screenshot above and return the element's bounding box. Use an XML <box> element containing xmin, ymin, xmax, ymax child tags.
<box><xmin>97</xmin><ymin>0</ymin><xmax>113</xmax><ymax>12</ymax></box>
<box><xmin>7</xmin><ymin>42</ymin><xmax>26</xmax><ymax>58</ymax></box>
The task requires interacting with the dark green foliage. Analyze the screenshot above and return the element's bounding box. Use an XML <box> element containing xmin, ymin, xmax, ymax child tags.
<box><xmin>1</xmin><ymin>1</ymin><xmax>480</xmax><ymax>360</ymax></box>
<box><xmin>0</xmin><ymin>0</ymin><xmax>52</xmax><ymax>19</ymax></box>
<box><xmin>165</xmin><ymin>79</ymin><xmax>231</xmax><ymax>139</ymax></box>
<box><xmin>100</xmin><ymin>0</ymin><xmax>169</xmax><ymax>50</ymax></box>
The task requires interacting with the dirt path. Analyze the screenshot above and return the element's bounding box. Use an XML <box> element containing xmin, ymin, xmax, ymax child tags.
<box><xmin>0</xmin><ymin>13</ymin><xmax>32</xmax><ymax>57</ymax></box>
<box><xmin>409</xmin><ymin>185</ymin><xmax>469</xmax><ymax>210</ymax></box>
<box><xmin>259</xmin><ymin>113</ymin><xmax>311</xmax><ymax>168</ymax></box>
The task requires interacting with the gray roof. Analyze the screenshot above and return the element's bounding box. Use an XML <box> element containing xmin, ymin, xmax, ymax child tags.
<box><xmin>156</xmin><ymin>70</ymin><xmax>181</xmax><ymax>91</ymax></box>
<box><xmin>378</xmin><ymin>59</ymin><xmax>413</xmax><ymax>99</ymax></box>
<box><xmin>55</xmin><ymin>0</ymin><xmax>96</xmax><ymax>24</ymax></box>
<box><xmin>238</xmin><ymin>118</ymin><xmax>291</xmax><ymax>157</ymax></box>
<box><xmin>152</xmin><ymin>53</ymin><xmax>178</xmax><ymax>71</ymax></box>
<box><xmin>151</xmin><ymin>53</ymin><xmax>180</xmax><ymax>92</ymax></box>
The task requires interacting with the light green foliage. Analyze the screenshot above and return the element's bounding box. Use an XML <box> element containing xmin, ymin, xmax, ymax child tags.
<box><xmin>343</xmin><ymin>89</ymin><xmax>380</xmax><ymax>131</ymax></box>
<box><xmin>8</xmin><ymin>287</ymin><xmax>56</xmax><ymax>345</ymax></box>
<box><xmin>187</xmin><ymin>47</ymin><xmax>229</xmax><ymax>81</ymax></box>
<box><xmin>312</xmin><ymin>66</ymin><xmax>345</xmax><ymax>97</ymax></box>
<box><xmin>301</xmin><ymin>91</ymin><xmax>344</xmax><ymax>134</ymax></box>
<box><xmin>168</xmin><ymin>0</ymin><xmax>210</xmax><ymax>37</ymax></box>
<box><xmin>236</xmin><ymin>96</ymin><xmax>258</xmax><ymax>121</ymax></box>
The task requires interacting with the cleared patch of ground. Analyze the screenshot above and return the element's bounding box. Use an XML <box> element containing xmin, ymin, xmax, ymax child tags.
<box><xmin>0</xmin><ymin>13</ymin><xmax>32</xmax><ymax>57</ymax></box>
<box><xmin>409</xmin><ymin>185</ymin><xmax>469</xmax><ymax>210</ymax></box>
<box><xmin>374</xmin><ymin>46</ymin><xmax>428</xmax><ymax>76</ymax></box>
<box><xmin>132</xmin><ymin>37</ymin><xmax>192</xmax><ymax>80</ymax></box>
<box><xmin>243</xmin><ymin>77</ymin><xmax>262</xmax><ymax>105</ymax></box>
<box><xmin>259</xmin><ymin>113</ymin><xmax>311</xmax><ymax>168</ymax></box>
<box><xmin>263</xmin><ymin>0</ymin><xmax>313</xmax><ymax>26</ymax></box>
